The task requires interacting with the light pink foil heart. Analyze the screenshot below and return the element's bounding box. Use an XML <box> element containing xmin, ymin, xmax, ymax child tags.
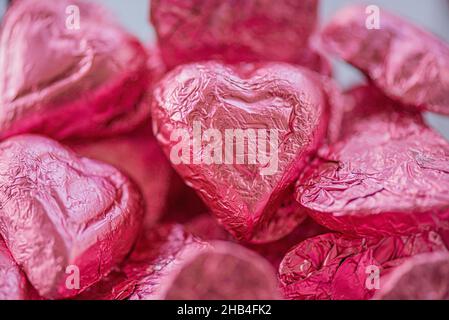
<box><xmin>0</xmin><ymin>135</ymin><xmax>143</xmax><ymax>299</ymax></box>
<box><xmin>152</xmin><ymin>62</ymin><xmax>329</xmax><ymax>243</ymax></box>
<box><xmin>320</xmin><ymin>5</ymin><xmax>449</xmax><ymax>115</ymax></box>
<box><xmin>0</xmin><ymin>0</ymin><xmax>150</xmax><ymax>141</ymax></box>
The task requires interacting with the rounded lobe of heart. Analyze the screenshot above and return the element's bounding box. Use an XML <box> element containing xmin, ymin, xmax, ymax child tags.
<box><xmin>0</xmin><ymin>135</ymin><xmax>143</xmax><ymax>299</ymax></box>
<box><xmin>150</xmin><ymin>0</ymin><xmax>330</xmax><ymax>74</ymax></box>
<box><xmin>320</xmin><ymin>5</ymin><xmax>449</xmax><ymax>115</ymax></box>
<box><xmin>0</xmin><ymin>238</ymin><xmax>39</xmax><ymax>300</ymax></box>
<box><xmin>297</xmin><ymin>85</ymin><xmax>449</xmax><ymax>237</ymax></box>
<box><xmin>71</xmin><ymin>125</ymin><xmax>175</xmax><ymax>229</ymax></box>
<box><xmin>279</xmin><ymin>231</ymin><xmax>449</xmax><ymax>300</ymax></box>
<box><xmin>0</xmin><ymin>0</ymin><xmax>150</xmax><ymax>141</ymax></box>
<box><xmin>152</xmin><ymin>62</ymin><xmax>328</xmax><ymax>243</ymax></box>
<box><xmin>373</xmin><ymin>252</ymin><xmax>449</xmax><ymax>300</ymax></box>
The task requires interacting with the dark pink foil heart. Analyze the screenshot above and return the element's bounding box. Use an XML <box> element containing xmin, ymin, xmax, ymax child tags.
<box><xmin>151</xmin><ymin>0</ymin><xmax>330</xmax><ymax>74</ymax></box>
<box><xmin>297</xmin><ymin>85</ymin><xmax>449</xmax><ymax>237</ymax></box>
<box><xmin>321</xmin><ymin>5</ymin><xmax>449</xmax><ymax>115</ymax></box>
<box><xmin>0</xmin><ymin>0</ymin><xmax>150</xmax><ymax>141</ymax></box>
<box><xmin>0</xmin><ymin>135</ymin><xmax>143</xmax><ymax>299</ymax></box>
<box><xmin>279</xmin><ymin>230</ymin><xmax>449</xmax><ymax>300</ymax></box>
<box><xmin>152</xmin><ymin>62</ymin><xmax>330</xmax><ymax>243</ymax></box>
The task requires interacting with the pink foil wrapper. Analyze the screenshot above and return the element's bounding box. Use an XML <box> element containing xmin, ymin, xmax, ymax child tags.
<box><xmin>78</xmin><ymin>225</ymin><xmax>280</xmax><ymax>300</ymax></box>
<box><xmin>373</xmin><ymin>252</ymin><xmax>449</xmax><ymax>300</ymax></box>
<box><xmin>297</xmin><ymin>85</ymin><xmax>449</xmax><ymax>237</ymax></box>
<box><xmin>186</xmin><ymin>214</ymin><xmax>328</xmax><ymax>269</ymax></box>
<box><xmin>279</xmin><ymin>230</ymin><xmax>449</xmax><ymax>300</ymax></box>
<box><xmin>152</xmin><ymin>62</ymin><xmax>330</xmax><ymax>243</ymax></box>
<box><xmin>0</xmin><ymin>238</ymin><xmax>39</xmax><ymax>300</ymax></box>
<box><xmin>0</xmin><ymin>0</ymin><xmax>150</xmax><ymax>141</ymax></box>
<box><xmin>321</xmin><ymin>5</ymin><xmax>449</xmax><ymax>115</ymax></box>
<box><xmin>0</xmin><ymin>135</ymin><xmax>143</xmax><ymax>299</ymax></box>
<box><xmin>151</xmin><ymin>0</ymin><xmax>331</xmax><ymax>74</ymax></box>
<box><xmin>71</xmin><ymin>125</ymin><xmax>174</xmax><ymax>229</ymax></box>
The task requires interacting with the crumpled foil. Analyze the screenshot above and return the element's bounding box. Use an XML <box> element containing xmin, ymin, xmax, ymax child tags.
<box><xmin>151</xmin><ymin>0</ymin><xmax>330</xmax><ymax>74</ymax></box>
<box><xmin>0</xmin><ymin>135</ymin><xmax>143</xmax><ymax>299</ymax></box>
<box><xmin>0</xmin><ymin>238</ymin><xmax>39</xmax><ymax>300</ymax></box>
<box><xmin>373</xmin><ymin>252</ymin><xmax>449</xmax><ymax>300</ymax></box>
<box><xmin>279</xmin><ymin>230</ymin><xmax>449</xmax><ymax>300</ymax></box>
<box><xmin>152</xmin><ymin>62</ymin><xmax>330</xmax><ymax>243</ymax></box>
<box><xmin>297</xmin><ymin>85</ymin><xmax>449</xmax><ymax>237</ymax></box>
<box><xmin>77</xmin><ymin>225</ymin><xmax>280</xmax><ymax>300</ymax></box>
<box><xmin>0</xmin><ymin>0</ymin><xmax>150</xmax><ymax>141</ymax></box>
<box><xmin>321</xmin><ymin>5</ymin><xmax>449</xmax><ymax>115</ymax></box>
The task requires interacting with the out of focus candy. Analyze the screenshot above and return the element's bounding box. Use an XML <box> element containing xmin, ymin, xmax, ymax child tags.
<box><xmin>373</xmin><ymin>252</ymin><xmax>449</xmax><ymax>300</ymax></box>
<box><xmin>297</xmin><ymin>86</ymin><xmax>449</xmax><ymax>237</ymax></box>
<box><xmin>152</xmin><ymin>62</ymin><xmax>330</xmax><ymax>243</ymax></box>
<box><xmin>321</xmin><ymin>5</ymin><xmax>449</xmax><ymax>115</ymax></box>
<box><xmin>151</xmin><ymin>0</ymin><xmax>330</xmax><ymax>74</ymax></box>
<box><xmin>0</xmin><ymin>135</ymin><xmax>143</xmax><ymax>299</ymax></box>
<box><xmin>78</xmin><ymin>225</ymin><xmax>280</xmax><ymax>300</ymax></box>
<box><xmin>0</xmin><ymin>0</ymin><xmax>150</xmax><ymax>141</ymax></box>
<box><xmin>0</xmin><ymin>238</ymin><xmax>38</xmax><ymax>300</ymax></box>
<box><xmin>279</xmin><ymin>231</ymin><xmax>449</xmax><ymax>300</ymax></box>
<box><xmin>71</xmin><ymin>125</ymin><xmax>173</xmax><ymax>228</ymax></box>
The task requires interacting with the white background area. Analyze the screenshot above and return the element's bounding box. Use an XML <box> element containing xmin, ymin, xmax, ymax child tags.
<box><xmin>1</xmin><ymin>0</ymin><xmax>448</xmax><ymax>138</ymax></box>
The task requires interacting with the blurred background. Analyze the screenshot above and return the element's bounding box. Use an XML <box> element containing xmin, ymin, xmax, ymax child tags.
<box><xmin>1</xmin><ymin>0</ymin><xmax>448</xmax><ymax>138</ymax></box>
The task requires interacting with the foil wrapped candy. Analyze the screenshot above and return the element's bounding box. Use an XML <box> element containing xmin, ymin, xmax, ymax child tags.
<box><xmin>296</xmin><ymin>86</ymin><xmax>449</xmax><ymax>237</ymax></box>
<box><xmin>321</xmin><ymin>5</ymin><xmax>449</xmax><ymax>115</ymax></box>
<box><xmin>0</xmin><ymin>135</ymin><xmax>143</xmax><ymax>299</ymax></box>
<box><xmin>0</xmin><ymin>0</ymin><xmax>150</xmax><ymax>141</ymax></box>
<box><xmin>152</xmin><ymin>62</ymin><xmax>332</xmax><ymax>243</ymax></box>
<box><xmin>151</xmin><ymin>0</ymin><xmax>330</xmax><ymax>74</ymax></box>
<box><xmin>279</xmin><ymin>230</ymin><xmax>449</xmax><ymax>300</ymax></box>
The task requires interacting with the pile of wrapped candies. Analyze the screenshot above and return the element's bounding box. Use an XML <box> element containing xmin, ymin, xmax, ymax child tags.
<box><xmin>0</xmin><ymin>0</ymin><xmax>448</xmax><ymax>300</ymax></box>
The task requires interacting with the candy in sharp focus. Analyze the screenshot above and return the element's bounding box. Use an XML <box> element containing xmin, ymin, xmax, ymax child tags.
<box><xmin>150</xmin><ymin>0</ymin><xmax>330</xmax><ymax>74</ymax></box>
<box><xmin>77</xmin><ymin>225</ymin><xmax>280</xmax><ymax>300</ymax></box>
<box><xmin>297</xmin><ymin>85</ymin><xmax>449</xmax><ymax>237</ymax></box>
<box><xmin>373</xmin><ymin>252</ymin><xmax>449</xmax><ymax>300</ymax></box>
<box><xmin>321</xmin><ymin>5</ymin><xmax>449</xmax><ymax>115</ymax></box>
<box><xmin>152</xmin><ymin>62</ymin><xmax>331</xmax><ymax>243</ymax></box>
<box><xmin>0</xmin><ymin>0</ymin><xmax>150</xmax><ymax>141</ymax></box>
<box><xmin>0</xmin><ymin>135</ymin><xmax>143</xmax><ymax>299</ymax></box>
<box><xmin>279</xmin><ymin>230</ymin><xmax>449</xmax><ymax>300</ymax></box>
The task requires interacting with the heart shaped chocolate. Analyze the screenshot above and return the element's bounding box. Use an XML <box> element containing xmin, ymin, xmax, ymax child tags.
<box><xmin>0</xmin><ymin>238</ymin><xmax>39</xmax><ymax>300</ymax></box>
<box><xmin>0</xmin><ymin>135</ymin><xmax>143</xmax><ymax>299</ymax></box>
<box><xmin>0</xmin><ymin>0</ymin><xmax>149</xmax><ymax>141</ymax></box>
<box><xmin>151</xmin><ymin>0</ymin><xmax>330</xmax><ymax>75</ymax></box>
<box><xmin>152</xmin><ymin>62</ymin><xmax>329</xmax><ymax>242</ymax></box>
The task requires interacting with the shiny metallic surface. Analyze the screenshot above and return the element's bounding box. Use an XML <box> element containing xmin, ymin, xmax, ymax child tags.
<box><xmin>297</xmin><ymin>86</ymin><xmax>449</xmax><ymax>237</ymax></box>
<box><xmin>152</xmin><ymin>62</ymin><xmax>330</xmax><ymax>243</ymax></box>
<box><xmin>321</xmin><ymin>5</ymin><xmax>449</xmax><ymax>115</ymax></box>
<box><xmin>78</xmin><ymin>225</ymin><xmax>280</xmax><ymax>300</ymax></box>
<box><xmin>0</xmin><ymin>0</ymin><xmax>149</xmax><ymax>141</ymax></box>
<box><xmin>150</xmin><ymin>0</ymin><xmax>330</xmax><ymax>74</ymax></box>
<box><xmin>0</xmin><ymin>135</ymin><xmax>143</xmax><ymax>298</ymax></box>
<box><xmin>279</xmin><ymin>230</ymin><xmax>449</xmax><ymax>300</ymax></box>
